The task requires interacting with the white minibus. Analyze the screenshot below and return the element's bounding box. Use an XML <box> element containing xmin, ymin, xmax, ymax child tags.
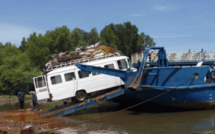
<box><xmin>33</xmin><ymin>56</ymin><xmax>132</xmax><ymax>102</ymax></box>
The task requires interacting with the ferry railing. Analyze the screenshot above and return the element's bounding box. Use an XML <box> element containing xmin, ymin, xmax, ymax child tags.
<box><xmin>131</xmin><ymin>51</ymin><xmax>215</xmax><ymax>65</ymax></box>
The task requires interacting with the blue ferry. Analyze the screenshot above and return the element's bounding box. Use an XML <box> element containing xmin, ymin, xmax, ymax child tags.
<box><xmin>76</xmin><ymin>47</ymin><xmax>215</xmax><ymax>109</ymax></box>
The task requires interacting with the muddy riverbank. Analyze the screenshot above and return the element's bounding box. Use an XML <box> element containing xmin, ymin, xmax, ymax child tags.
<box><xmin>0</xmin><ymin>97</ymin><xmax>65</xmax><ymax>134</ymax></box>
<box><xmin>0</xmin><ymin>110</ymin><xmax>58</xmax><ymax>133</ymax></box>
<box><xmin>1</xmin><ymin>99</ymin><xmax>215</xmax><ymax>134</ymax></box>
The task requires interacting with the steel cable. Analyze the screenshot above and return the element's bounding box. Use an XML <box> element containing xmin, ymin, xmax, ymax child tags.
<box><xmin>42</xmin><ymin>75</ymin><xmax>193</xmax><ymax>133</ymax></box>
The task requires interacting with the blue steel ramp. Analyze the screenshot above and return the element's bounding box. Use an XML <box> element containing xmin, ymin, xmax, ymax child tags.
<box><xmin>40</xmin><ymin>88</ymin><xmax>125</xmax><ymax>118</ymax></box>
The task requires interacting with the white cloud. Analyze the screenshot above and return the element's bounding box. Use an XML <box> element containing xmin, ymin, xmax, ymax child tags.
<box><xmin>0</xmin><ymin>23</ymin><xmax>44</xmax><ymax>46</ymax></box>
<box><xmin>152</xmin><ymin>4</ymin><xmax>178</xmax><ymax>12</ymax></box>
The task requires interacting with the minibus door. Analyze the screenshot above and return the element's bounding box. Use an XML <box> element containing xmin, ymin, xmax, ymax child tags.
<box><xmin>33</xmin><ymin>76</ymin><xmax>50</xmax><ymax>101</ymax></box>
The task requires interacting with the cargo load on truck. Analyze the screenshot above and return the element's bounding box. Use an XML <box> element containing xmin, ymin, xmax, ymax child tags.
<box><xmin>44</xmin><ymin>42</ymin><xmax>120</xmax><ymax>72</ymax></box>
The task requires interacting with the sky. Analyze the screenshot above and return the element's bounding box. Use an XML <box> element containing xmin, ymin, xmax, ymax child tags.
<box><xmin>0</xmin><ymin>0</ymin><xmax>215</xmax><ymax>52</ymax></box>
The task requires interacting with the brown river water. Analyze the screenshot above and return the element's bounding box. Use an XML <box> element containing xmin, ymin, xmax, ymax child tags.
<box><xmin>1</xmin><ymin>100</ymin><xmax>215</xmax><ymax>134</ymax></box>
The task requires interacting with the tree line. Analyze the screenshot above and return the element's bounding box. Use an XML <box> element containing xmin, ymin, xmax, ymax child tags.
<box><xmin>0</xmin><ymin>21</ymin><xmax>155</xmax><ymax>95</ymax></box>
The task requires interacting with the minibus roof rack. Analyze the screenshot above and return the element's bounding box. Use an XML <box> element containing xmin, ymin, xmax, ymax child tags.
<box><xmin>45</xmin><ymin>53</ymin><xmax>120</xmax><ymax>73</ymax></box>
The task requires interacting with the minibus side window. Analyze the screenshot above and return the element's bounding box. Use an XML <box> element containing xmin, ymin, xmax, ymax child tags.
<box><xmin>104</xmin><ymin>64</ymin><xmax>115</xmax><ymax>69</ymax></box>
<box><xmin>35</xmin><ymin>77</ymin><xmax>46</xmax><ymax>88</ymax></box>
<box><xmin>34</xmin><ymin>78</ymin><xmax>38</xmax><ymax>88</ymax></box>
<box><xmin>51</xmin><ymin>75</ymin><xmax>62</xmax><ymax>85</ymax></box>
<box><xmin>127</xmin><ymin>58</ymin><xmax>132</xmax><ymax>68</ymax></box>
<box><xmin>65</xmin><ymin>72</ymin><xmax>76</xmax><ymax>81</ymax></box>
<box><xmin>117</xmin><ymin>59</ymin><xmax>128</xmax><ymax>69</ymax></box>
<box><xmin>78</xmin><ymin>71</ymin><xmax>91</xmax><ymax>79</ymax></box>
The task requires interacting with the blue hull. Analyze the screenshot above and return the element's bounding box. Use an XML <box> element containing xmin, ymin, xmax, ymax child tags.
<box><xmin>123</xmin><ymin>58</ymin><xmax>215</xmax><ymax>109</ymax></box>
<box><xmin>125</xmin><ymin>86</ymin><xmax>215</xmax><ymax>109</ymax></box>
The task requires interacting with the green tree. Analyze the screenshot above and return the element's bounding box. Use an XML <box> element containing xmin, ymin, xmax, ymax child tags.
<box><xmin>23</xmin><ymin>33</ymin><xmax>50</xmax><ymax>68</ymax></box>
<box><xmin>0</xmin><ymin>44</ymin><xmax>39</xmax><ymax>95</ymax></box>
<box><xmin>82</xmin><ymin>31</ymin><xmax>89</xmax><ymax>45</ymax></box>
<box><xmin>101</xmin><ymin>22</ymin><xmax>138</xmax><ymax>56</ymax></box>
<box><xmin>0</xmin><ymin>42</ymin><xmax>4</xmax><ymax>64</ymax></box>
<box><xmin>19</xmin><ymin>37</ymin><xmax>27</xmax><ymax>52</ymax></box>
<box><xmin>101</xmin><ymin>22</ymin><xmax>155</xmax><ymax>56</ymax></box>
<box><xmin>0</xmin><ymin>42</ymin><xmax>3</xmax><ymax>48</ymax></box>
<box><xmin>71</xmin><ymin>28</ymin><xmax>88</xmax><ymax>48</ymax></box>
<box><xmin>100</xmin><ymin>24</ymin><xmax>118</xmax><ymax>49</ymax></box>
<box><xmin>88</xmin><ymin>28</ymin><xmax>100</xmax><ymax>45</ymax></box>
<box><xmin>137</xmin><ymin>32</ymin><xmax>156</xmax><ymax>51</ymax></box>
<box><xmin>45</xmin><ymin>26</ymin><xmax>72</xmax><ymax>53</ymax></box>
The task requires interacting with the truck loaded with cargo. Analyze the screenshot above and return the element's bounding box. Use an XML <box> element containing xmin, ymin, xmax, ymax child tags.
<box><xmin>33</xmin><ymin>42</ymin><xmax>135</xmax><ymax>102</ymax></box>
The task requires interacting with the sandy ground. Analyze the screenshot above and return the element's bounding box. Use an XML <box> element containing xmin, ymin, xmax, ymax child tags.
<box><xmin>0</xmin><ymin>109</ymin><xmax>63</xmax><ymax>134</ymax></box>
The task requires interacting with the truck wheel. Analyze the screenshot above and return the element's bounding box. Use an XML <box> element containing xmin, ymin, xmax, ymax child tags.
<box><xmin>75</xmin><ymin>91</ymin><xmax>87</xmax><ymax>102</ymax></box>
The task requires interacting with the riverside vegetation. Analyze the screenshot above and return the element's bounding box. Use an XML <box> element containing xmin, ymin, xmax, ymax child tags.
<box><xmin>0</xmin><ymin>21</ymin><xmax>155</xmax><ymax>95</ymax></box>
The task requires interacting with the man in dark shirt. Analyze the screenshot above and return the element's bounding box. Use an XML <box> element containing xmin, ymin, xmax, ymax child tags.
<box><xmin>17</xmin><ymin>89</ymin><xmax>25</xmax><ymax>111</ymax></box>
<box><xmin>30</xmin><ymin>91</ymin><xmax>40</xmax><ymax>111</ymax></box>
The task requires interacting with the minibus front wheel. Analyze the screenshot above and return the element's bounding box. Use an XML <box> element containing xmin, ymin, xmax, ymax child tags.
<box><xmin>75</xmin><ymin>90</ymin><xmax>87</xmax><ymax>102</ymax></box>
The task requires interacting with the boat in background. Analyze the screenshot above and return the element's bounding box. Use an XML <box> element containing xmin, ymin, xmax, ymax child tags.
<box><xmin>76</xmin><ymin>47</ymin><xmax>215</xmax><ymax>109</ymax></box>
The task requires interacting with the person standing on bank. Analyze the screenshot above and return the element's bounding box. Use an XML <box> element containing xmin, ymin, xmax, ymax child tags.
<box><xmin>30</xmin><ymin>91</ymin><xmax>40</xmax><ymax>111</ymax></box>
<box><xmin>17</xmin><ymin>89</ymin><xmax>25</xmax><ymax>111</ymax></box>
